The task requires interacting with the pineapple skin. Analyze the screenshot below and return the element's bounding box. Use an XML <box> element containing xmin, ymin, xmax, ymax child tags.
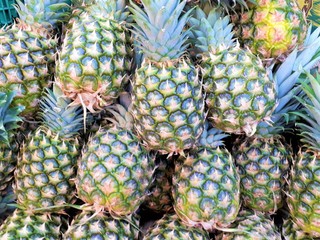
<box><xmin>216</xmin><ymin>209</ymin><xmax>282</xmax><ymax>239</ymax></box>
<box><xmin>64</xmin><ymin>210</ymin><xmax>139</xmax><ymax>240</ymax></box>
<box><xmin>56</xmin><ymin>4</ymin><xmax>132</xmax><ymax>112</ymax></box>
<box><xmin>202</xmin><ymin>45</ymin><xmax>276</xmax><ymax>135</ymax></box>
<box><xmin>282</xmin><ymin>217</ymin><xmax>315</xmax><ymax>240</ymax></box>
<box><xmin>14</xmin><ymin>128</ymin><xmax>80</xmax><ymax>212</ymax></box>
<box><xmin>76</xmin><ymin>126</ymin><xmax>154</xmax><ymax>216</ymax></box>
<box><xmin>131</xmin><ymin>59</ymin><xmax>204</xmax><ymax>155</ymax></box>
<box><xmin>172</xmin><ymin>147</ymin><xmax>240</xmax><ymax>231</ymax></box>
<box><xmin>0</xmin><ymin>26</ymin><xmax>56</xmax><ymax>119</ymax></box>
<box><xmin>0</xmin><ymin>209</ymin><xmax>63</xmax><ymax>239</ymax></box>
<box><xmin>232</xmin><ymin>0</ymin><xmax>308</xmax><ymax>59</ymax></box>
<box><xmin>287</xmin><ymin>149</ymin><xmax>320</xmax><ymax>238</ymax></box>
<box><xmin>143</xmin><ymin>213</ymin><xmax>210</xmax><ymax>240</ymax></box>
<box><xmin>233</xmin><ymin>135</ymin><xmax>291</xmax><ymax>213</ymax></box>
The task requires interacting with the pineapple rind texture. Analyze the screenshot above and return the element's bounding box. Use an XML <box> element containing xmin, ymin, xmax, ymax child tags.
<box><xmin>282</xmin><ymin>217</ymin><xmax>315</xmax><ymax>240</ymax></box>
<box><xmin>56</xmin><ymin>3</ymin><xmax>132</xmax><ymax>112</ymax></box>
<box><xmin>143</xmin><ymin>214</ymin><xmax>210</xmax><ymax>240</ymax></box>
<box><xmin>216</xmin><ymin>209</ymin><xmax>281</xmax><ymax>239</ymax></box>
<box><xmin>14</xmin><ymin>128</ymin><xmax>80</xmax><ymax>212</ymax></box>
<box><xmin>76</xmin><ymin>126</ymin><xmax>154</xmax><ymax>216</ymax></box>
<box><xmin>0</xmin><ymin>208</ymin><xmax>62</xmax><ymax>239</ymax></box>
<box><xmin>64</xmin><ymin>210</ymin><xmax>139</xmax><ymax>239</ymax></box>
<box><xmin>172</xmin><ymin>147</ymin><xmax>240</xmax><ymax>231</ymax></box>
<box><xmin>233</xmin><ymin>0</ymin><xmax>308</xmax><ymax>59</ymax></box>
<box><xmin>131</xmin><ymin>60</ymin><xmax>204</xmax><ymax>154</ymax></box>
<box><xmin>233</xmin><ymin>135</ymin><xmax>291</xmax><ymax>213</ymax></box>
<box><xmin>288</xmin><ymin>150</ymin><xmax>320</xmax><ymax>238</ymax></box>
<box><xmin>287</xmin><ymin>72</ymin><xmax>320</xmax><ymax>238</ymax></box>
<box><xmin>0</xmin><ymin>27</ymin><xmax>57</xmax><ymax>118</ymax></box>
<box><xmin>202</xmin><ymin>45</ymin><xmax>276</xmax><ymax>135</ymax></box>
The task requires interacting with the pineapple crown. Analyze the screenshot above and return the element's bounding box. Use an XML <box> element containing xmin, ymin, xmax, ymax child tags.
<box><xmin>210</xmin><ymin>0</ymin><xmax>250</xmax><ymax>12</ymax></box>
<box><xmin>105</xmin><ymin>104</ymin><xmax>134</xmax><ymax>131</ymax></box>
<box><xmin>15</xmin><ymin>0</ymin><xmax>71</xmax><ymax>30</ymax></box>
<box><xmin>79</xmin><ymin>0</ymin><xmax>130</xmax><ymax>22</ymax></box>
<box><xmin>188</xmin><ymin>5</ymin><xmax>235</xmax><ymax>54</ymax></box>
<box><xmin>255</xmin><ymin>25</ymin><xmax>320</xmax><ymax>137</ymax></box>
<box><xmin>0</xmin><ymin>91</ymin><xmax>24</xmax><ymax>147</ymax></box>
<box><xmin>39</xmin><ymin>84</ymin><xmax>83</xmax><ymax>138</ymax></box>
<box><xmin>129</xmin><ymin>0</ymin><xmax>193</xmax><ymax>62</ymax></box>
<box><xmin>295</xmin><ymin>72</ymin><xmax>320</xmax><ymax>151</ymax></box>
<box><xmin>198</xmin><ymin>121</ymin><xmax>229</xmax><ymax>148</ymax></box>
<box><xmin>188</xmin><ymin>1</ymin><xmax>251</xmax><ymax>13</ymax></box>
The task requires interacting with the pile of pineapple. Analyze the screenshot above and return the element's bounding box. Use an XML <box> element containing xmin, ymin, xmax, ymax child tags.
<box><xmin>0</xmin><ymin>0</ymin><xmax>320</xmax><ymax>239</ymax></box>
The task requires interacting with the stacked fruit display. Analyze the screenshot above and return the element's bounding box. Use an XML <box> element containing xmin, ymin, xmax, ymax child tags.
<box><xmin>0</xmin><ymin>0</ymin><xmax>320</xmax><ymax>239</ymax></box>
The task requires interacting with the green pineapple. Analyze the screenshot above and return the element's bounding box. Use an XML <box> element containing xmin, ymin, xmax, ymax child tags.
<box><xmin>0</xmin><ymin>0</ymin><xmax>70</xmax><ymax>119</ymax></box>
<box><xmin>14</xmin><ymin>85</ymin><xmax>83</xmax><ymax>212</ymax></box>
<box><xmin>232</xmin><ymin>0</ymin><xmax>308</xmax><ymax>60</ymax></box>
<box><xmin>233</xmin><ymin>135</ymin><xmax>291</xmax><ymax>213</ymax></box>
<box><xmin>172</xmin><ymin>126</ymin><xmax>240</xmax><ymax>231</ymax></box>
<box><xmin>216</xmin><ymin>209</ymin><xmax>281</xmax><ymax>239</ymax></box>
<box><xmin>143</xmin><ymin>214</ymin><xmax>210</xmax><ymax>240</ymax></box>
<box><xmin>64</xmin><ymin>210</ymin><xmax>140</xmax><ymax>239</ymax></box>
<box><xmin>287</xmin><ymin>72</ymin><xmax>320</xmax><ymax>238</ymax></box>
<box><xmin>0</xmin><ymin>209</ymin><xmax>64</xmax><ymax>239</ymax></box>
<box><xmin>0</xmin><ymin>91</ymin><xmax>24</xmax><ymax>196</ymax></box>
<box><xmin>56</xmin><ymin>0</ymin><xmax>132</xmax><ymax>113</ymax></box>
<box><xmin>189</xmin><ymin>6</ymin><xmax>276</xmax><ymax>135</ymax></box>
<box><xmin>129</xmin><ymin>0</ymin><xmax>204</xmax><ymax>154</ymax></box>
<box><xmin>76</xmin><ymin>104</ymin><xmax>154</xmax><ymax>216</ymax></box>
<box><xmin>233</xmin><ymin>25</ymin><xmax>320</xmax><ymax>213</ymax></box>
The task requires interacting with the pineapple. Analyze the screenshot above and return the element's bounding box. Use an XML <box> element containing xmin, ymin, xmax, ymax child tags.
<box><xmin>189</xmin><ymin>6</ymin><xmax>276</xmax><ymax>135</ymax></box>
<box><xmin>0</xmin><ymin>0</ymin><xmax>70</xmax><ymax>119</ymax></box>
<box><xmin>172</xmin><ymin>126</ymin><xmax>240</xmax><ymax>231</ymax></box>
<box><xmin>233</xmin><ymin>24</ymin><xmax>320</xmax><ymax>213</ymax></box>
<box><xmin>64</xmin><ymin>210</ymin><xmax>139</xmax><ymax>239</ymax></box>
<box><xmin>14</xmin><ymin>85</ymin><xmax>83</xmax><ymax>212</ymax></box>
<box><xmin>233</xmin><ymin>135</ymin><xmax>291</xmax><ymax>213</ymax></box>
<box><xmin>232</xmin><ymin>0</ymin><xmax>308</xmax><ymax>60</ymax></box>
<box><xmin>287</xmin><ymin>72</ymin><xmax>320</xmax><ymax>237</ymax></box>
<box><xmin>0</xmin><ymin>209</ymin><xmax>64</xmax><ymax>239</ymax></box>
<box><xmin>129</xmin><ymin>0</ymin><xmax>205</xmax><ymax>154</ymax></box>
<box><xmin>76</xmin><ymin>104</ymin><xmax>154</xmax><ymax>216</ymax></box>
<box><xmin>143</xmin><ymin>214</ymin><xmax>210</xmax><ymax>240</ymax></box>
<box><xmin>0</xmin><ymin>91</ymin><xmax>24</xmax><ymax>196</ymax></box>
<box><xmin>216</xmin><ymin>209</ymin><xmax>281</xmax><ymax>239</ymax></box>
<box><xmin>56</xmin><ymin>0</ymin><xmax>132</xmax><ymax>113</ymax></box>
